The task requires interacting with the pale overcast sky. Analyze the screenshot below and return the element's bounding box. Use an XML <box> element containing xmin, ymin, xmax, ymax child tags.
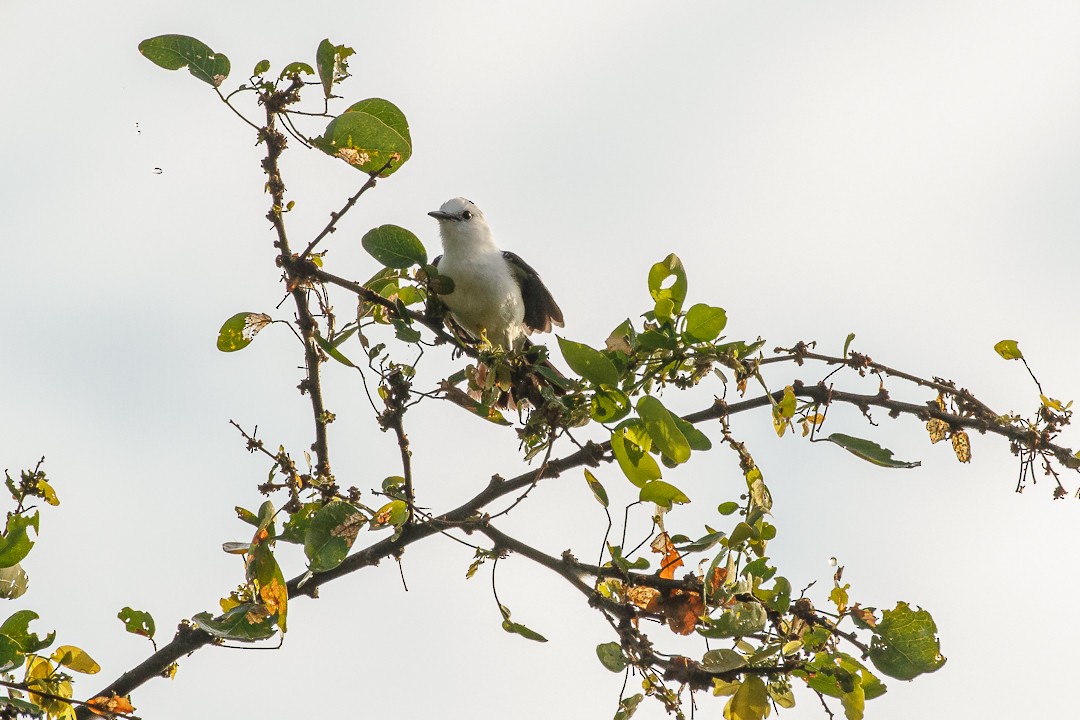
<box><xmin>3</xmin><ymin>2</ymin><xmax>1080</xmax><ymax>719</ymax></box>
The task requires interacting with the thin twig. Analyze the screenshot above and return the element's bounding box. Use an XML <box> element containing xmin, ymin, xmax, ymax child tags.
<box><xmin>298</xmin><ymin>157</ymin><xmax>396</xmax><ymax>261</ymax></box>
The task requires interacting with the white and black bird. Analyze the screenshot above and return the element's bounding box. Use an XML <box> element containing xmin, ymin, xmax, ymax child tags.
<box><xmin>428</xmin><ymin>197</ymin><xmax>563</xmax><ymax>352</ymax></box>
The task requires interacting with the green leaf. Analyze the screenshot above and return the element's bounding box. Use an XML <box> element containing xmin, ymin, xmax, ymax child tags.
<box><xmin>607</xmin><ymin>544</ymin><xmax>650</xmax><ymax>573</ymax></box>
<box><xmin>498</xmin><ymin>605</ymin><xmax>547</xmax><ymax>642</ymax></box>
<box><xmin>825</xmin><ymin>434</ymin><xmax>921</xmax><ymax>469</ymax></box>
<box><xmin>314</xmin><ymin>98</ymin><xmax>412</xmax><ymax>176</ymax></box>
<box><xmin>699</xmin><ymin>602</ymin><xmax>767</xmax><ymax>639</ymax></box>
<box><xmin>729</xmin><ymin>521</ymin><xmax>754</xmax><ymax>546</ymax></box>
<box><xmin>583</xmin><ymin>470</ymin><xmax>609</xmax><ymax>508</ymax></box>
<box><xmin>637</xmin><ymin>328</ymin><xmax>677</xmax><ymax>352</ymax></box>
<box><xmin>117</xmin><ymin>607</ymin><xmax>156</xmax><ymax>640</ymax></box>
<box><xmin>801</xmin><ymin>652</ymin><xmax>887</xmax><ymax>701</ymax></box>
<box><xmin>316</xmin><ymin>39</ymin><xmax>355</xmax><ymax>99</ymax></box>
<box><xmin>0</xmin><ymin>635</ymin><xmax>25</xmax><ymax>674</ymax></box>
<box><xmin>278</xmin><ymin>502</ymin><xmax>322</xmax><ymax>545</ymax></box>
<box><xmin>246</xmin><ymin>529</ymin><xmax>289</xmax><ymax>633</ymax></box>
<box><xmin>868</xmin><ymin>602</ymin><xmax>946</xmax><ymax>680</ymax></box>
<box><xmin>235</xmin><ymin>506</ymin><xmax>259</xmax><ymax>527</ymax></box>
<box><xmin>614</xmin><ymin>693</ymin><xmax>644</xmax><ymax>720</ymax></box>
<box><xmin>596</xmin><ymin>641</ymin><xmax>627</xmax><ymax>672</ymax></box>
<box><xmin>255</xmin><ymin>500</ymin><xmax>276</xmax><ymax>533</ymax></box>
<box><xmin>314</xmin><ymin>331</ymin><xmax>355</xmax><ymax>367</ymax></box>
<box><xmin>702</xmin><ymin>648</ymin><xmax>747</xmax><ymax>673</ymax></box>
<box><xmin>557</xmin><ymin>337</ymin><xmax>620</xmax><ymax>386</ymax></box>
<box><xmin>637</xmin><ymin>396</ymin><xmax>691</xmax><ymax>464</ymax></box>
<box><xmin>362</xmin><ymin>225</ymin><xmax>427</xmax><ymax>268</ymax></box>
<box><xmin>0</xmin><ymin>695</ymin><xmax>45</xmax><ymax>717</ymax></box>
<box><xmin>639</xmin><ymin>480</ymin><xmax>691</xmax><ymax>509</ymax></box>
<box><xmin>392</xmin><ymin>318</ymin><xmax>422</xmax><ymax>344</ymax></box>
<box><xmin>279</xmin><ymin>61</ymin><xmax>314</xmax><ymax>79</ymax></box>
<box><xmin>0</xmin><ymin>564</ymin><xmax>28</xmax><ymax>599</ymax></box>
<box><xmin>304</xmin><ymin>502</ymin><xmax>364</xmax><ymax>573</ymax></box>
<box><xmin>253</xmin><ymin>59</ymin><xmax>270</xmax><ymax>76</ymax></box>
<box><xmin>0</xmin><ymin>512</ymin><xmax>38</xmax><ymax>568</ymax></box>
<box><xmin>672</xmin><ymin>415</ymin><xmax>712</xmax><ymax>451</ymax></box>
<box><xmin>217</xmin><ymin>312</ymin><xmax>272</xmax><ymax>352</ymax></box>
<box><xmin>994</xmin><ymin>339</ymin><xmax>1023</xmax><ymax>360</ymax></box>
<box><xmin>684</xmin><ymin>304</ymin><xmax>727</xmax><ymax>342</ymax></box>
<box><xmin>653</xmin><ymin>297</ymin><xmax>675</xmax><ymax>323</ymax></box>
<box><xmin>648</xmin><ymin>254</ymin><xmax>688</xmax><ymax>315</ymax></box>
<box><xmin>841</xmin><ymin>683</ymin><xmax>865</xmax><ymax>720</ymax></box>
<box><xmin>371</xmin><ymin>499</ymin><xmax>409</xmax><ymax>531</ymax></box>
<box><xmin>741</xmin><ymin>557</ymin><xmax>774</xmax><ymax>579</ymax></box>
<box><xmin>382</xmin><ymin>475</ymin><xmax>407</xmax><ymax>497</ymax></box>
<box><xmin>590</xmin><ymin>386</ymin><xmax>631</xmax><ymax>424</ymax></box>
<box><xmin>443</xmin><ymin>388</ymin><xmax>512</xmax><ymax>425</ymax></box>
<box><xmin>0</xmin><ymin>610</ymin><xmax>54</xmax><ymax>654</ymax></box>
<box><xmin>611</xmin><ymin>425</ymin><xmax>662</xmax><ymax>487</ymax></box>
<box><xmin>138</xmin><ymin>35</ymin><xmax>230</xmax><ymax>87</ymax></box>
<box><xmin>678</xmin><ymin>529</ymin><xmax>725</xmax><ymax>553</ymax></box>
<box><xmin>724</xmin><ymin>675</ymin><xmax>768</xmax><ymax>720</ymax></box>
<box><xmin>768</xmin><ymin>577</ymin><xmax>792</xmax><ymax>613</ymax></box>
<box><xmin>717</xmin><ymin>501</ymin><xmax>740</xmax><ymax>516</ymax></box>
<box><xmin>192</xmin><ymin>604</ymin><xmax>277</xmax><ymax>642</ymax></box>
<box><xmin>843</xmin><ymin>332</ymin><xmax>856</xmax><ymax>358</ymax></box>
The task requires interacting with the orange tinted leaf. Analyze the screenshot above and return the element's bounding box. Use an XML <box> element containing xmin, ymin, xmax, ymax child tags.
<box><xmin>707</xmin><ymin>566</ymin><xmax>729</xmax><ymax>594</ymax></box>
<box><xmin>87</xmin><ymin>694</ymin><xmax>135</xmax><ymax>715</ymax></box>
<box><xmin>260</xmin><ymin>577</ymin><xmax>288</xmax><ymax>617</ymax></box>
<box><xmin>651</xmin><ymin>532</ymin><xmax>683</xmax><ymax>580</ymax></box>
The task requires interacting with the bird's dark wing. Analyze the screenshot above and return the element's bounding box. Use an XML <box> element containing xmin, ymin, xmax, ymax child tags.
<box><xmin>503</xmin><ymin>251</ymin><xmax>564</xmax><ymax>334</ymax></box>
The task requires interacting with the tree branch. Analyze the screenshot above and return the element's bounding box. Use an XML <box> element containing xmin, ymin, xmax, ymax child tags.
<box><xmin>77</xmin><ymin>372</ymin><xmax>1077</xmax><ymax>711</ymax></box>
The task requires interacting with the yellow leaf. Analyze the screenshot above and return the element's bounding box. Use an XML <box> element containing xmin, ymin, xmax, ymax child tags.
<box><xmin>951</xmin><ymin>430</ymin><xmax>972</xmax><ymax>463</ymax></box>
<box><xmin>219</xmin><ymin>593</ymin><xmax>242</xmax><ymax>613</ymax></box>
<box><xmin>1040</xmin><ymin>395</ymin><xmax>1072</xmax><ymax>412</ymax></box>
<box><xmin>626</xmin><ymin>585</ymin><xmax>662</xmax><ymax>613</ymax></box>
<box><xmin>36</xmin><ymin>479</ymin><xmax>60</xmax><ymax>506</ymax></box>
<box><xmin>52</xmin><ymin>645</ymin><xmax>101</xmax><ymax>674</ymax></box>
<box><xmin>771</xmin><ymin>386</ymin><xmax>797</xmax><ymax>437</ymax></box>
<box><xmin>926</xmin><ymin>419</ymin><xmax>948</xmax><ymax>444</ymax></box>
<box><xmin>993</xmin><ymin>339</ymin><xmax>1023</xmax><ymax>360</ymax></box>
<box><xmin>260</xmin><ymin>578</ymin><xmax>288</xmax><ymax>619</ymax></box>
<box><xmin>713</xmin><ymin>678</ymin><xmax>741</xmax><ymax>697</ymax></box>
<box><xmin>724</xmin><ymin>675</ymin><xmax>769</xmax><ymax>720</ymax></box>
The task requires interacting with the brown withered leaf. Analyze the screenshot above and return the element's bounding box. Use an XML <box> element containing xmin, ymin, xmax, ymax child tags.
<box><xmin>664</xmin><ymin>589</ymin><xmax>705</xmax><ymax>635</ymax></box>
<box><xmin>849</xmin><ymin>603</ymin><xmax>878</xmax><ymax>629</ymax></box>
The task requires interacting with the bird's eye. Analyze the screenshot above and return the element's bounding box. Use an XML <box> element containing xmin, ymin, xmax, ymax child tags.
<box><xmin>461</xmin><ymin>210</ymin><xmax>473</xmax><ymax>220</ymax></box>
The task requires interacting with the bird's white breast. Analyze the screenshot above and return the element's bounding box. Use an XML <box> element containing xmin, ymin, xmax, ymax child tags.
<box><xmin>438</xmin><ymin>244</ymin><xmax>525</xmax><ymax>350</ymax></box>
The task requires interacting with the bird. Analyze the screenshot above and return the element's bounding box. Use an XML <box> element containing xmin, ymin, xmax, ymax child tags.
<box><xmin>428</xmin><ymin>197</ymin><xmax>563</xmax><ymax>352</ymax></box>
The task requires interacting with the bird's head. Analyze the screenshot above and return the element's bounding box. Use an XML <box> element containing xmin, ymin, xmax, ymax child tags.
<box><xmin>428</xmin><ymin>197</ymin><xmax>493</xmax><ymax>249</ymax></box>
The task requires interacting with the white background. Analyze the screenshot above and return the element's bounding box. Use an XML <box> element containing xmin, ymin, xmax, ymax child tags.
<box><xmin>3</xmin><ymin>1</ymin><xmax>1080</xmax><ymax>718</ymax></box>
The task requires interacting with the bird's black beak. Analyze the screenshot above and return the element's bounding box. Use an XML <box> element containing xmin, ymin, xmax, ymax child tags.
<box><xmin>428</xmin><ymin>210</ymin><xmax>453</xmax><ymax>220</ymax></box>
